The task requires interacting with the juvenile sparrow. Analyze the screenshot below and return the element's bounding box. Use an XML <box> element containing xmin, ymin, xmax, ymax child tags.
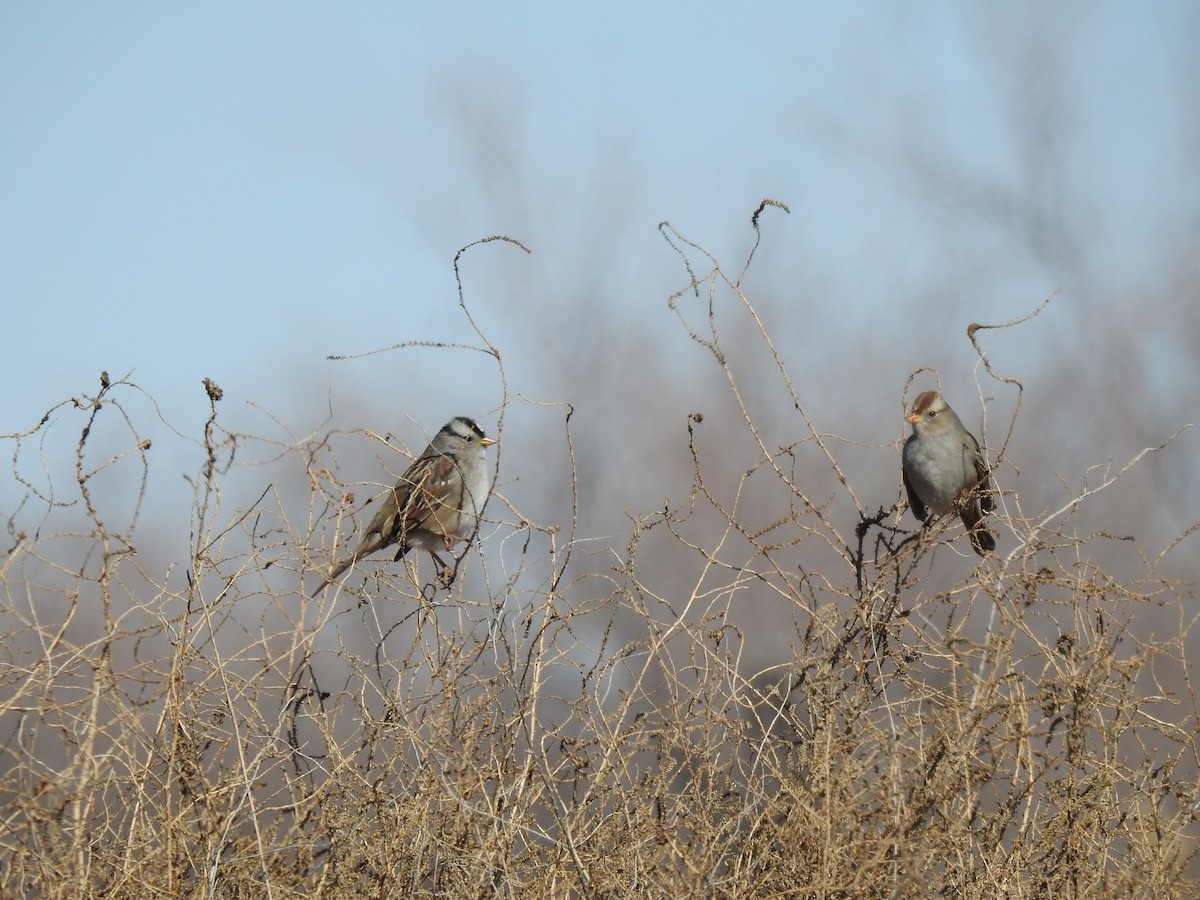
<box><xmin>312</xmin><ymin>416</ymin><xmax>495</xmax><ymax>595</ymax></box>
<box><xmin>902</xmin><ymin>390</ymin><xmax>996</xmax><ymax>555</ymax></box>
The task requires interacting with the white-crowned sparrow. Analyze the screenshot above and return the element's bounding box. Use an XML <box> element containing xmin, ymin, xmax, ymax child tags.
<box><xmin>312</xmin><ymin>416</ymin><xmax>495</xmax><ymax>594</ymax></box>
<box><xmin>902</xmin><ymin>390</ymin><xmax>996</xmax><ymax>555</ymax></box>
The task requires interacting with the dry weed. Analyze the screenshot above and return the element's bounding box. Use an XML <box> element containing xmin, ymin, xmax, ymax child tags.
<box><xmin>1</xmin><ymin>220</ymin><xmax>1196</xmax><ymax>898</ymax></box>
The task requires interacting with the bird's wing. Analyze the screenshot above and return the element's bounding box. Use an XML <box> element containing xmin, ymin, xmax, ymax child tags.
<box><xmin>389</xmin><ymin>453</ymin><xmax>464</xmax><ymax>559</ymax></box>
<box><xmin>315</xmin><ymin>451</ymin><xmax>461</xmax><ymax>591</ymax></box>
<box><xmin>902</xmin><ymin>466</ymin><xmax>928</xmax><ymax>522</ymax></box>
<box><xmin>971</xmin><ymin>439</ymin><xmax>995</xmax><ymax>514</ymax></box>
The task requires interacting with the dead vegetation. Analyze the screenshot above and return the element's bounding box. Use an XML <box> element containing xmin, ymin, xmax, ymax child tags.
<box><xmin>1</xmin><ymin>222</ymin><xmax>1196</xmax><ymax>898</ymax></box>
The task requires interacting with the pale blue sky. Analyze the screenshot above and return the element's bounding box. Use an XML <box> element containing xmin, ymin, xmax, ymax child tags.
<box><xmin>3</xmin><ymin>3</ymin><xmax>1197</xmax><ymax>543</ymax></box>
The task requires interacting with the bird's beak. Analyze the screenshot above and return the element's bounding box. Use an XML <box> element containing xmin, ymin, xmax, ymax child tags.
<box><xmin>907</xmin><ymin>414</ymin><xmax>921</xmax><ymax>425</ymax></box>
<box><xmin>481</xmin><ymin>436</ymin><xmax>497</xmax><ymax>447</ymax></box>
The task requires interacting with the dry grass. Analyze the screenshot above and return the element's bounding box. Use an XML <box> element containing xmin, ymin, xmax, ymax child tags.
<box><xmin>1</xmin><ymin>222</ymin><xmax>1197</xmax><ymax>898</ymax></box>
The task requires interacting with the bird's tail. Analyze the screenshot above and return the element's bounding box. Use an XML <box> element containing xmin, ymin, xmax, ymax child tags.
<box><xmin>960</xmin><ymin>495</ymin><xmax>996</xmax><ymax>556</ymax></box>
<box><xmin>967</xmin><ymin>523</ymin><xmax>996</xmax><ymax>555</ymax></box>
<box><xmin>309</xmin><ymin>550</ymin><xmax>359</xmax><ymax>597</ymax></box>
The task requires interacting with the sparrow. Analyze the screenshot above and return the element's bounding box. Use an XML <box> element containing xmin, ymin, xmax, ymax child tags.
<box><xmin>902</xmin><ymin>390</ymin><xmax>996</xmax><ymax>555</ymax></box>
<box><xmin>312</xmin><ymin>416</ymin><xmax>495</xmax><ymax>594</ymax></box>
